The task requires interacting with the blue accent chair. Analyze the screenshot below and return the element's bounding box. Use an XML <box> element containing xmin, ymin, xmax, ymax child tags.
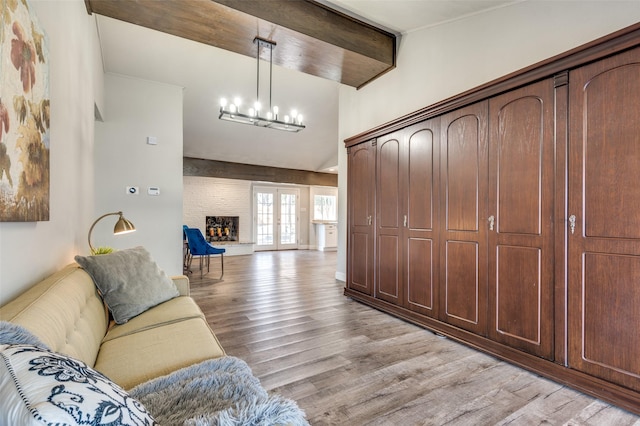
<box><xmin>184</xmin><ymin>227</ymin><xmax>225</xmax><ymax>279</ymax></box>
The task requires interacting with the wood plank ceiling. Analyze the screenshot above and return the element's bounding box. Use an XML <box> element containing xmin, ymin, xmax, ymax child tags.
<box><xmin>84</xmin><ymin>0</ymin><xmax>396</xmax><ymax>88</ymax></box>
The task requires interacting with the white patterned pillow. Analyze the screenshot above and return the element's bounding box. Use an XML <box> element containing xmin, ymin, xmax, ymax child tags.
<box><xmin>0</xmin><ymin>344</ymin><xmax>155</xmax><ymax>425</ymax></box>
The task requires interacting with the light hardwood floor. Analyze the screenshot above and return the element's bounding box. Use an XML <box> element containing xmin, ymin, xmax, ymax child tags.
<box><xmin>189</xmin><ymin>250</ymin><xmax>640</xmax><ymax>425</ymax></box>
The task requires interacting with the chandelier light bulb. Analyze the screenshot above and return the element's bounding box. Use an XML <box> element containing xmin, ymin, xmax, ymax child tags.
<box><xmin>220</xmin><ymin>98</ymin><xmax>228</xmax><ymax>108</ymax></box>
<box><xmin>266</xmin><ymin>111</ymin><xmax>273</xmax><ymax>120</ymax></box>
<box><xmin>229</xmin><ymin>104</ymin><xmax>237</xmax><ymax>113</ymax></box>
<box><xmin>254</xmin><ymin>101</ymin><xmax>261</xmax><ymax>112</ymax></box>
<box><xmin>234</xmin><ymin>97</ymin><xmax>242</xmax><ymax>108</ymax></box>
<box><xmin>284</xmin><ymin>115</ymin><xmax>290</xmax><ymax>123</ymax></box>
<box><xmin>291</xmin><ymin>109</ymin><xmax>298</xmax><ymax>119</ymax></box>
<box><xmin>273</xmin><ymin>106</ymin><xmax>279</xmax><ymax>116</ymax></box>
<box><xmin>249</xmin><ymin>107</ymin><xmax>256</xmax><ymax>117</ymax></box>
<box><xmin>297</xmin><ymin>114</ymin><xmax>303</xmax><ymax>125</ymax></box>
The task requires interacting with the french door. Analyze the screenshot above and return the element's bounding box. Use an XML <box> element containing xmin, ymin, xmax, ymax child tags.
<box><xmin>254</xmin><ymin>186</ymin><xmax>299</xmax><ymax>251</ymax></box>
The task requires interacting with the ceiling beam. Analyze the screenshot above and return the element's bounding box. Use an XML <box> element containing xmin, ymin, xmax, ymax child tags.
<box><xmin>84</xmin><ymin>0</ymin><xmax>396</xmax><ymax>88</ymax></box>
<box><xmin>184</xmin><ymin>157</ymin><xmax>338</xmax><ymax>187</ymax></box>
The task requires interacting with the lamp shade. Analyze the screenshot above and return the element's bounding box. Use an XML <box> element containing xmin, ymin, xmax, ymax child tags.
<box><xmin>114</xmin><ymin>216</ymin><xmax>136</xmax><ymax>235</ymax></box>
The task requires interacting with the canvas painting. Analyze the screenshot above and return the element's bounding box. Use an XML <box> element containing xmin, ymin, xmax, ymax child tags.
<box><xmin>0</xmin><ymin>0</ymin><xmax>49</xmax><ymax>222</ymax></box>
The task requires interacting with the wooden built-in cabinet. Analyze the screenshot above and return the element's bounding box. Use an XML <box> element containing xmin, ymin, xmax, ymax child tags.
<box><xmin>345</xmin><ymin>23</ymin><xmax>640</xmax><ymax>414</ymax></box>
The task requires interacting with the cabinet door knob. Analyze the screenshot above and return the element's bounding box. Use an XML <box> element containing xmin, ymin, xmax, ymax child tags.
<box><xmin>488</xmin><ymin>215</ymin><xmax>495</xmax><ymax>231</ymax></box>
<box><xmin>569</xmin><ymin>214</ymin><xmax>576</xmax><ymax>234</ymax></box>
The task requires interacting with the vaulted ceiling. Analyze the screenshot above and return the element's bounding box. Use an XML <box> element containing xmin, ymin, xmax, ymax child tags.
<box><xmin>86</xmin><ymin>0</ymin><xmax>519</xmax><ymax>173</ymax></box>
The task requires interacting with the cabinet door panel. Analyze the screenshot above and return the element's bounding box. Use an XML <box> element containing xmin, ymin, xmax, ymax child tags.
<box><xmin>377</xmin><ymin>234</ymin><xmax>400</xmax><ymax>302</ymax></box>
<box><xmin>377</xmin><ymin>135</ymin><xmax>402</xmax><ymax>304</ymax></box>
<box><xmin>350</xmin><ymin>145</ymin><xmax>374</xmax><ymax>227</ymax></box>
<box><xmin>496</xmin><ymin>97</ymin><xmax>542</xmax><ymax>235</ymax></box>
<box><xmin>407</xmin><ymin>237</ymin><xmax>434</xmax><ymax>311</ymax></box>
<box><xmin>582</xmin><ymin>253</ymin><xmax>640</xmax><ymax>380</ymax></box>
<box><xmin>488</xmin><ymin>79</ymin><xmax>554</xmax><ymax>358</ymax></box>
<box><xmin>347</xmin><ymin>142</ymin><xmax>375</xmax><ymax>295</ymax></box>
<box><xmin>408</xmin><ymin>129</ymin><xmax>434</xmax><ymax>231</ymax></box>
<box><xmin>441</xmin><ymin>102</ymin><xmax>488</xmax><ymax>334</ymax></box>
<box><xmin>378</xmin><ymin>138</ymin><xmax>401</xmax><ymax>228</ymax></box>
<box><xmin>445</xmin><ymin>241</ymin><xmax>480</xmax><ymax>325</ymax></box>
<box><xmin>583</xmin><ymin>63</ymin><xmax>640</xmax><ymax>239</ymax></box>
<box><xmin>446</xmin><ymin>115</ymin><xmax>481</xmax><ymax>232</ymax></box>
<box><xmin>350</xmin><ymin>232</ymin><xmax>372</xmax><ymax>294</ymax></box>
<box><xmin>495</xmin><ymin>246</ymin><xmax>542</xmax><ymax>345</ymax></box>
<box><xmin>569</xmin><ymin>46</ymin><xmax>640</xmax><ymax>391</ymax></box>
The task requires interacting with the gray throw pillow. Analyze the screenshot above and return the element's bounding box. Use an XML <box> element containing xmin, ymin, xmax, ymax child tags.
<box><xmin>75</xmin><ymin>246</ymin><xmax>179</xmax><ymax>324</ymax></box>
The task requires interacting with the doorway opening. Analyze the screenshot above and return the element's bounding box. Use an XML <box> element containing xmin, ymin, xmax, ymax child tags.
<box><xmin>253</xmin><ymin>186</ymin><xmax>300</xmax><ymax>251</ymax></box>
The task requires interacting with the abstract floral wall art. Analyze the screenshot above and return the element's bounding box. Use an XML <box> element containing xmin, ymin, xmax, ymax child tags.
<box><xmin>0</xmin><ymin>0</ymin><xmax>49</xmax><ymax>221</ymax></box>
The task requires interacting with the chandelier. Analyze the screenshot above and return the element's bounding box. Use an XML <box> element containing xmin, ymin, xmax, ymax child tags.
<box><xmin>218</xmin><ymin>37</ymin><xmax>305</xmax><ymax>133</ymax></box>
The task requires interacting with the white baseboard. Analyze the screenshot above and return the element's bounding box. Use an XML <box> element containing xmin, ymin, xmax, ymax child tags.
<box><xmin>335</xmin><ymin>271</ymin><xmax>346</xmax><ymax>282</ymax></box>
<box><xmin>217</xmin><ymin>243</ymin><xmax>254</xmax><ymax>256</ymax></box>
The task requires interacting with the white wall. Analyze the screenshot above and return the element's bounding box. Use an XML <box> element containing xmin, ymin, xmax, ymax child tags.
<box><xmin>0</xmin><ymin>0</ymin><xmax>97</xmax><ymax>306</ymax></box>
<box><xmin>94</xmin><ymin>74</ymin><xmax>183</xmax><ymax>275</ymax></box>
<box><xmin>336</xmin><ymin>1</ymin><xmax>640</xmax><ymax>279</ymax></box>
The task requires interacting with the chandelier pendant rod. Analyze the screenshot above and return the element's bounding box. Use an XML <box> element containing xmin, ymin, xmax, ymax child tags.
<box><xmin>269</xmin><ymin>41</ymin><xmax>273</xmax><ymax>113</ymax></box>
<box><xmin>256</xmin><ymin>37</ymin><xmax>260</xmax><ymax>109</ymax></box>
<box><xmin>256</xmin><ymin>38</ymin><xmax>274</xmax><ymax>114</ymax></box>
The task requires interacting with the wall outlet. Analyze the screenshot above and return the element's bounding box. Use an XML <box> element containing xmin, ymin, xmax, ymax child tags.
<box><xmin>126</xmin><ymin>186</ymin><xmax>139</xmax><ymax>195</ymax></box>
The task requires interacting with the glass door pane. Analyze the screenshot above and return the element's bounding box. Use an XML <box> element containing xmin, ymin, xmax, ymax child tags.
<box><xmin>256</xmin><ymin>191</ymin><xmax>275</xmax><ymax>249</ymax></box>
<box><xmin>279</xmin><ymin>192</ymin><xmax>297</xmax><ymax>248</ymax></box>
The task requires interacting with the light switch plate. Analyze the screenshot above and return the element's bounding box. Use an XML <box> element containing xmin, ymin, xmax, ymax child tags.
<box><xmin>148</xmin><ymin>187</ymin><xmax>160</xmax><ymax>196</ymax></box>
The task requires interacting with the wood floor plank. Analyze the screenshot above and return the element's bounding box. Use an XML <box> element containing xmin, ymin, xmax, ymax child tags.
<box><xmin>189</xmin><ymin>250</ymin><xmax>640</xmax><ymax>424</ymax></box>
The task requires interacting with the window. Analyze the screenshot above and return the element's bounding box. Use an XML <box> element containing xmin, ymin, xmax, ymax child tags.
<box><xmin>313</xmin><ymin>195</ymin><xmax>337</xmax><ymax>221</ymax></box>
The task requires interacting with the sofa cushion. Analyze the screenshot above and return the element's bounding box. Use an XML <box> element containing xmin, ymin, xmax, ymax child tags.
<box><xmin>75</xmin><ymin>246</ymin><xmax>179</xmax><ymax>324</ymax></box>
<box><xmin>94</xmin><ymin>317</ymin><xmax>226</xmax><ymax>390</ymax></box>
<box><xmin>0</xmin><ymin>344</ymin><xmax>155</xmax><ymax>425</ymax></box>
<box><xmin>102</xmin><ymin>296</ymin><xmax>206</xmax><ymax>342</ymax></box>
<box><xmin>0</xmin><ymin>264</ymin><xmax>108</xmax><ymax>367</ymax></box>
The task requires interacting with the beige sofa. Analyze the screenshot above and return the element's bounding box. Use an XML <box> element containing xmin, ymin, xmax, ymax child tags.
<box><xmin>0</xmin><ymin>262</ymin><xmax>225</xmax><ymax>390</ymax></box>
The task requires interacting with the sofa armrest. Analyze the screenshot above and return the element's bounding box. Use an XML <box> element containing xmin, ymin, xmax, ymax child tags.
<box><xmin>171</xmin><ymin>275</ymin><xmax>190</xmax><ymax>296</ymax></box>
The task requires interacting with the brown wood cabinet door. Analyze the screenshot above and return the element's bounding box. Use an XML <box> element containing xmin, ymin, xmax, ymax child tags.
<box><xmin>375</xmin><ymin>120</ymin><xmax>440</xmax><ymax>314</ymax></box>
<box><xmin>347</xmin><ymin>141</ymin><xmax>376</xmax><ymax>296</ymax></box>
<box><xmin>376</xmin><ymin>132</ymin><xmax>403</xmax><ymax>304</ymax></box>
<box><xmin>568</xmin><ymin>46</ymin><xmax>640</xmax><ymax>391</ymax></box>
<box><xmin>440</xmin><ymin>101</ymin><xmax>489</xmax><ymax>335</ymax></box>
<box><xmin>405</xmin><ymin>120</ymin><xmax>440</xmax><ymax>317</ymax></box>
<box><xmin>487</xmin><ymin>79</ymin><xmax>555</xmax><ymax>359</ymax></box>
